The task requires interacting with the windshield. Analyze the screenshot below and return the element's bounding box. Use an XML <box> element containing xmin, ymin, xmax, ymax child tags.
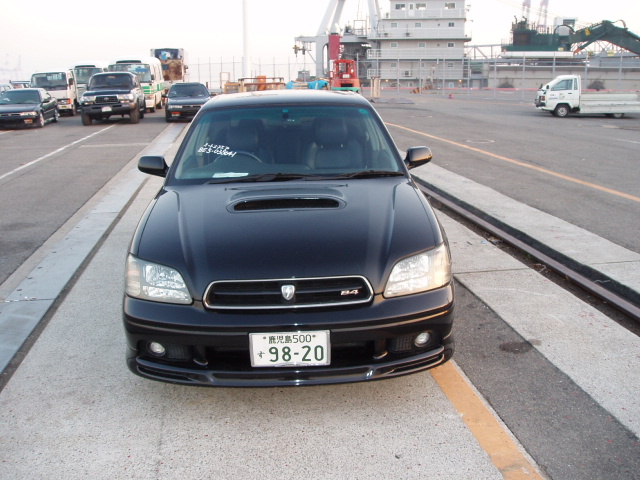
<box><xmin>74</xmin><ymin>67</ymin><xmax>103</xmax><ymax>84</ymax></box>
<box><xmin>110</xmin><ymin>63</ymin><xmax>152</xmax><ymax>83</ymax></box>
<box><xmin>169</xmin><ymin>84</ymin><xmax>209</xmax><ymax>98</ymax></box>
<box><xmin>31</xmin><ymin>73</ymin><xmax>67</xmax><ymax>90</ymax></box>
<box><xmin>171</xmin><ymin>104</ymin><xmax>403</xmax><ymax>184</ymax></box>
<box><xmin>0</xmin><ymin>90</ymin><xmax>41</xmax><ymax>104</ymax></box>
<box><xmin>89</xmin><ymin>74</ymin><xmax>133</xmax><ymax>89</ymax></box>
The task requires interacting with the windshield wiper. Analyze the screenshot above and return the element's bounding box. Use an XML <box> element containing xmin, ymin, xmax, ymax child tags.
<box><xmin>206</xmin><ymin>173</ymin><xmax>307</xmax><ymax>184</ymax></box>
<box><xmin>306</xmin><ymin>170</ymin><xmax>406</xmax><ymax>180</ymax></box>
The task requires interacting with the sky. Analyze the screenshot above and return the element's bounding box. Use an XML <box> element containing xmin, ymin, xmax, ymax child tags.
<box><xmin>2</xmin><ymin>0</ymin><xmax>639</xmax><ymax>83</ymax></box>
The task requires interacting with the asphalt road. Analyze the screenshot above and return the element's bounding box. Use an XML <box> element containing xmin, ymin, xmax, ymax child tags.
<box><xmin>376</xmin><ymin>91</ymin><xmax>640</xmax><ymax>254</ymax></box>
<box><xmin>0</xmin><ymin>97</ymin><xmax>639</xmax><ymax>479</ymax></box>
<box><xmin>0</xmin><ymin>111</ymin><xmax>170</xmax><ymax>287</ymax></box>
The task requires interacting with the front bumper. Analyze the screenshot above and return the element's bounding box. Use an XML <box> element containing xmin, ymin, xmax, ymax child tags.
<box><xmin>81</xmin><ymin>103</ymin><xmax>135</xmax><ymax>117</ymax></box>
<box><xmin>123</xmin><ymin>285</ymin><xmax>455</xmax><ymax>387</ymax></box>
<box><xmin>0</xmin><ymin>113</ymin><xmax>38</xmax><ymax>127</ymax></box>
<box><xmin>166</xmin><ymin>106</ymin><xmax>202</xmax><ymax>120</ymax></box>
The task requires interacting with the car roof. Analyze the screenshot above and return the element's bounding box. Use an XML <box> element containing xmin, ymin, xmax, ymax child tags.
<box><xmin>200</xmin><ymin>89</ymin><xmax>371</xmax><ymax>112</ymax></box>
<box><xmin>92</xmin><ymin>72</ymin><xmax>136</xmax><ymax>77</ymax></box>
<box><xmin>170</xmin><ymin>82</ymin><xmax>206</xmax><ymax>87</ymax></box>
<box><xmin>6</xmin><ymin>88</ymin><xmax>44</xmax><ymax>93</ymax></box>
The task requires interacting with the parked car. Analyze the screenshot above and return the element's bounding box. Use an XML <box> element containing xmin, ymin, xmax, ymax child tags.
<box><xmin>0</xmin><ymin>88</ymin><xmax>58</xmax><ymax>128</ymax></box>
<box><xmin>164</xmin><ymin>82</ymin><xmax>212</xmax><ymax>122</ymax></box>
<box><xmin>10</xmin><ymin>80</ymin><xmax>31</xmax><ymax>89</ymax></box>
<box><xmin>124</xmin><ymin>89</ymin><xmax>454</xmax><ymax>387</ymax></box>
<box><xmin>79</xmin><ymin>72</ymin><xmax>145</xmax><ymax>125</ymax></box>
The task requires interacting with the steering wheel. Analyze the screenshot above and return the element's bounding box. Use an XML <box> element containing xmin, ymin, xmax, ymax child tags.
<box><xmin>212</xmin><ymin>151</ymin><xmax>263</xmax><ymax>164</ymax></box>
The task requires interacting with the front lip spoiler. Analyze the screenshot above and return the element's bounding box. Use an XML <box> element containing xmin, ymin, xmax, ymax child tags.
<box><xmin>128</xmin><ymin>346</ymin><xmax>450</xmax><ymax>387</ymax></box>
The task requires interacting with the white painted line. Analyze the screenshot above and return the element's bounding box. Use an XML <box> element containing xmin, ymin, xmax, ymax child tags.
<box><xmin>0</xmin><ymin>125</ymin><xmax>116</xmax><ymax>181</ymax></box>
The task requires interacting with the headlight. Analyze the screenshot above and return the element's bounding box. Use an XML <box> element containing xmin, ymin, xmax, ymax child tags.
<box><xmin>118</xmin><ymin>93</ymin><xmax>134</xmax><ymax>101</ymax></box>
<box><xmin>384</xmin><ymin>244</ymin><xmax>452</xmax><ymax>298</ymax></box>
<box><xmin>169</xmin><ymin>104</ymin><xmax>182</xmax><ymax>109</ymax></box>
<box><xmin>82</xmin><ymin>95</ymin><xmax>96</xmax><ymax>104</ymax></box>
<box><xmin>19</xmin><ymin>111</ymin><xmax>36</xmax><ymax>117</ymax></box>
<box><xmin>125</xmin><ymin>255</ymin><xmax>192</xmax><ymax>304</ymax></box>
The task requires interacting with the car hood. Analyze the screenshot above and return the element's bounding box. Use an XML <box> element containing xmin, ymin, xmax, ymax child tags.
<box><xmin>0</xmin><ymin>104</ymin><xmax>38</xmax><ymax>113</ymax></box>
<box><xmin>167</xmin><ymin>97</ymin><xmax>209</xmax><ymax>106</ymax></box>
<box><xmin>132</xmin><ymin>178</ymin><xmax>443</xmax><ymax>297</ymax></box>
<box><xmin>84</xmin><ymin>87</ymin><xmax>133</xmax><ymax>96</ymax></box>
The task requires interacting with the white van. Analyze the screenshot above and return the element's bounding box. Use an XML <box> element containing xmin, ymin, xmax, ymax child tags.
<box><xmin>30</xmin><ymin>70</ymin><xmax>78</xmax><ymax>116</ymax></box>
<box><xmin>108</xmin><ymin>56</ymin><xmax>164</xmax><ymax>112</ymax></box>
<box><xmin>72</xmin><ymin>62</ymin><xmax>108</xmax><ymax>98</ymax></box>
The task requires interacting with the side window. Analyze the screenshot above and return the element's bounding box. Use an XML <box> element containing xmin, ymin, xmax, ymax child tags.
<box><xmin>552</xmin><ymin>79</ymin><xmax>571</xmax><ymax>91</ymax></box>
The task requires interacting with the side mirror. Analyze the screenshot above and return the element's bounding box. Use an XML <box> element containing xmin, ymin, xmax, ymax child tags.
<box><xmin>138</xmin><ymin>155</ymin><xmax>168</xmax><ymax>178</ymax></box>
<box><xmin>404</xmin><ymin>146</ymin><xmax>433</xmax><ymax>169</ymax></box>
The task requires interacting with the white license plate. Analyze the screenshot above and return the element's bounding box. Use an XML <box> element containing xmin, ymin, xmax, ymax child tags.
<box><xmin>101</xmin><ymin>106</ymin><xmax>112</xmax><ymax>112</ymax></box>
<box><xmin>250</xmin><ymin>331</ymin><xmax>330</xmax><ymax>367</ymax></box>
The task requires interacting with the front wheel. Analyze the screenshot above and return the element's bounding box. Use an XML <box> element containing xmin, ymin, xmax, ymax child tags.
<box><xmin>130</xmin><ymin>106</ymin><xmax>140</xmax><ymax>124</ymax></box>
<box><xmin>34</xmin><ymin>112</ymin><xmax>44</xmax><ymax>128</ymax></box>
<box><xmin>52</xmin><ymin>108</ymin><xmax>60</xmax><ymax>123</ymax></box>
<box><xmin>553</xmin><ymin>104</ymin><xmax>570</xmax><ymax>118</ymax></box>
<box><xmin>81</xmin><ymin>112</ymin><xmax>93</xmax><ymax>126</ymax></box>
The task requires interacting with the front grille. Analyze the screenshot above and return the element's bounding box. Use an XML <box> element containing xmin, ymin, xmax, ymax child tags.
<box><xmin>96</xmin><ymin>95</ymin><xmax>118</xmax><ymax>104</ymax></box>
<box><xmin>204</xmin><ymin>276</ymin><xmax>373</xmax><ymax>310</ymax></box>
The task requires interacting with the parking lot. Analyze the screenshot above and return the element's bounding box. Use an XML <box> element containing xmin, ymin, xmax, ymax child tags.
<box><xmin>1</xmin><ymin>95</ymin><xmax>639</xmax><ymax>479</ymax></box>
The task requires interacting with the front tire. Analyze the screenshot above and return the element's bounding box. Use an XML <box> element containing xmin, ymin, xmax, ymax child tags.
<box><xmin>81</xmin><ymin>112</ymin><xmax>93</xmax><ymax>126</ymax></box>
<box><xmin>553</xmin><ymin>104</ymin><xmax>570</xmax><ymax>118</ymax></box>
<box><xmin>52</xmin><ymin>108</ymin><xmax>60</xmax><ymax>123</ymax></box>
<box><xmin>130</xmin><ymin>106</ymin><xmax>140</xmax><ymax>124</ymax></box>
<box><xmin>34</xmin><ymin>112</ymin><xmax>44</xmax><ymax>128</ymax></box>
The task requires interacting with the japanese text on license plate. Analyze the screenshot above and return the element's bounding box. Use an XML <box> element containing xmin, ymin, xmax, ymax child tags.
<box><xmin>249</xmin><ymin>331</ymin><xmax>330</xmax><ymax>367</ymax></box>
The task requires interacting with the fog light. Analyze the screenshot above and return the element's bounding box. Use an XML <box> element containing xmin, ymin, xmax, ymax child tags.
<box><xmin>148</xmin><ymin>342</ymin><xmax>166</xmax><ymax>356</ymax></box>
<box><xmin>414</xmin><ymin>332</ymin><xmax>431</xmax><ymax>347</ymax></box>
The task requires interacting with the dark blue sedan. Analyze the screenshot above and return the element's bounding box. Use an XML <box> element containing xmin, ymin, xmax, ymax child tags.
<box><xmin>0</xmin><ymin>88</ymin><xmax>58</xmax><ymax>128</ymax></box>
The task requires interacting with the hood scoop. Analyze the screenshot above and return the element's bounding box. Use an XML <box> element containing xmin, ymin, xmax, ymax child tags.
<box><xmin>232</xmin><ymin>196</ymin><xmax>343</xmax><ymax>212</ymax></box>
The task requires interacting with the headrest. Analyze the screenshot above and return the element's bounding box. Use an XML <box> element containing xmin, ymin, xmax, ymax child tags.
<box><xmin>227</xmin><ymin>126</ymin><xmax>258</xmax><ymax>152</ymax></box>
<box><xmin>314</xmin><ymin>118</ymin><xmax>348</xmax><ymax>145</ymax></box>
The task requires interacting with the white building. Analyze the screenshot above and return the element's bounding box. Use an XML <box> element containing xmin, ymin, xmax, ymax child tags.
<box><xmin>366</xmin><ymin>1</ymin><xmax>470</xmax><ymax>88</ymax></box>
<box><xmin>297</xmin><ymin>1</ymin><xmax>471</xmax><ymax>89</ymax></box>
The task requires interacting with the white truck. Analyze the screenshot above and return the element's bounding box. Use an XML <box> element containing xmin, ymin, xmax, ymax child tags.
<box><xmin>30</xmin><ymin>70</ymin><xmax>79</xmax><ymax>116</ymax></box>
<box><xmin>535</xmin><ymin>75</ymin><xmax>640</xmax><ymax>118</ymax></box>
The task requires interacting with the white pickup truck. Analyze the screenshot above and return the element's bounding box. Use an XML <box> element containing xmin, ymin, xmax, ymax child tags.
<box><xmin>535</xmin><ymin>75</ymin><xmax>640</xmax><ymax>118</ymax></box>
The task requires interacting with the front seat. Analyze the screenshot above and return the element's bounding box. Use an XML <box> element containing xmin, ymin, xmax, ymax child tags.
<box><xmin>305</xmin><ymin>117</ymin><xmax>363</xmax><ymax>169</ymax></box>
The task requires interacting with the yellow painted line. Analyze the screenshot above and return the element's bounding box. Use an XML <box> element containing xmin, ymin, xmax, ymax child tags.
<box><xmin>431</xmin><ymin>361</ymin><xmax>545</xmax><ymax>479</ymax></box>
<box><xmin>387</xmin><ymin>122</ymin><xmax>640</xmax><ymax>203</ymax></box>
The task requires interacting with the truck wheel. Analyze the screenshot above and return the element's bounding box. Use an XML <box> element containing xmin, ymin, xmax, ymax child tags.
<box><xmin>553</xmin><ymin>105</ymin><xmax>570</xmax><ymax>117</ymax></box>
<box><xmin>139</xmin><ymin>104</ymin><xmax>145</xmax><ymax>119</ymax></box>
<box><xmin>81</xmin><ymin>112</ymin><xmax>93</xmax><ymax>126</ymax></box>
<box><xmin>69</xmin><ymin>104</ymin><xmax>77</xmax><ymax>116</ymax></box>
<box><xmin>130</xmin><ymin>107</ymin><xmax>140</xmax><ymax>124</ymax></box>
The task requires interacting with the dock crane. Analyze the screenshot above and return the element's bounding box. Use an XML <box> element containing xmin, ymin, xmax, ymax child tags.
<box><xmin>570</xmin><ymin>20</ymin><xmax>640</xmax><ymax>56</ymax></box>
